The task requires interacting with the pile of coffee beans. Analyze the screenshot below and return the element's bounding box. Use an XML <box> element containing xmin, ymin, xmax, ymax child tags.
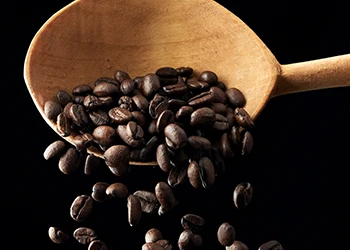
<box><xmin>43</xmin><ymin>66</ymin><xmax>283</xmax><ymax>250</ymax></box>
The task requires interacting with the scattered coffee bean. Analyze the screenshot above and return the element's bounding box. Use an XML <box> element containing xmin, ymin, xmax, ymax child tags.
<box><xmin>178</xmin><ymin>229</ymin><xmax>194</xmax><ymax>250</ymax></box>
<box><xmin>145</xmin><ymin>228</ymin><xmax>163</xmax><ymax>243</ymax></box>
<box><xmin>226</xmin><ymin>240</ymin><xmax>249</xmax><ymax>250</ymax></box>
<box><xmin>155</xmin><ymin>182</ymin><xmax>178</xmax><ymax>215</ymax></box>
<box><xmin>233</xmin><ymin>182</ymin><xmax>253</xmax><ymax>209</ymax></box>
<box><xmin>73</xmin><ymin>227</ymin><xmax>97</xmax><ymax>245</ymax></box>
<box><xmin>133</xmin><ymin>190</ymin><xmax>160</xmax><ymax>214</ymax></box>
<box><xmin>258</xmin><ymin>240</ymin><xmax>283</xmax><ymax>250</ymax></box>
<box><xmin>58</xmin><ymin>147</ymin><xmax>82</xmax><ymax>175</ymax></box>
<box><xmin>127</xmin><ymin>194</ymin><xmax>142</xmax><ymax>226</ymax></box>
<box><xmin>106</xmin><ymin>182</ymin><xmax>129</xmax><ymax>198</ymax></box>
<box><xmin>70</xmin><ymin>194</ymin><xmax>94</xmax><ymax>222</ymax></box>
<box><xmin>156</xmin><ymin>239</ymin><xmax>173</xmax><ymax>250</ymax></box>
<box><xmin>142</xmin><ymin>242</ymin><xmax>166</xmax><ymax>250</ymax></box>
<box><xmin>92</xmin><ymin>182</ymin><xmax>111</xmax><ymax>202</ymax></box>
<box><xmin>88</xmin><ymin>239</ymin><xmax>108</xmax><ymax>250</ymax></box>
<box><xmin>48</xmin><ymin>226</ymin><xmax>69</xmax><ymax>244</ymax></box>
<box><xmin>43</xmin><ymin>140</ymin><xmax>66</xmax><ymax>160</ymax></box>
<box><xmin>181</xmin><ymin>214</ymin><xmax>205</xmax><ymax>233</ymax></box>
<box><xmin>217</xmin><ymin>222</ymin><xmax>236</xmax><ymax>246</ymax></box>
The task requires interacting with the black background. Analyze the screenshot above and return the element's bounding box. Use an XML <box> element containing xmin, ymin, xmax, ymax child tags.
<box><xmin>15</xmin><ymin>1</ymin><xmax>349</xmax><ymax>250</ymax></box>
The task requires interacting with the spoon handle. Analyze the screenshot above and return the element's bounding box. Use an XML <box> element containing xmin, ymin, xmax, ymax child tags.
<box><xmin>272</xmin><ymin>54</ymin><xmax>350</xmax><ymax>97</ymax></box>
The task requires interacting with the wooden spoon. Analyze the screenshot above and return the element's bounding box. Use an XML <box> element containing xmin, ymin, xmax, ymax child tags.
<box><xmin>23</xmin><ymin>0</ymin><xmax>350</xmax><ymax>166</ymax></box>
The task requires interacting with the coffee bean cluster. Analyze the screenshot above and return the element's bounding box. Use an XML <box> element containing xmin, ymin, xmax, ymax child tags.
<box><xmin>43</xmin><ymin>67</ymin><xmax>283</xmax><ymax>249</ymax></box>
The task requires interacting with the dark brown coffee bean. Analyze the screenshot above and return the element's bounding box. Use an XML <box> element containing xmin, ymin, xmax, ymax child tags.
<box><xmin>56</xmin><ymin>90</ymin><xmax>72</xmax><ymax>107</ymax></box>
<box><xmin>167</xmin><ymin>164</ymin><xmax>187</xmax><ymax>187</ymax></box>
<box><xmin>156</xmin><ymin>110</ymin><xmax>175</xmax><ymax>134</ymax></box>
<box><xmin>215</xmin><ymin>81</ymin><xmax>228</xmax><ymax>91</ymax></box>
<box><xmin>156</xmin><ymin>144</ymin><xmax>172</xmax><ymax>172</ymax></box>
<box><xmin>131</xmin><ymin>111</ymin><xmax>148</xmax><ymax>127</ymax></box>
<box><xmin>127</xmin><ymin>194</ymin><xmax>142</xmax><ymax>226</ymax></box>
<box><xmin>188</xmin><ymin>90</ymin><xmax>214</xmax><ymax>107</ymax></box>
<box><xmin>156</xmin><ymin>66</ymin><xmax>178</xmax><ymax>79</ymax></box>
<box><xmin>148</xmin><ymin>119</ymin><xmax>158</xmax><ymax>136</ymax></box>
<box><xmin>117</xmin><ymin>124</ymin><xmax>145</xmax><ymax>148</ymax></box>
<box><xmin>44</xmin><ymin>100</ymin><xmax>62</xmax><ymax>121</ymax></box>
<box><xmin>132</xmin><ymin>94</ymin><xmax>149</xmax><ymax>113</ymax></box>
<box><xmin>163</xmin><ymin>78</ymin><xmax>188</xmax><ymax>96</ymax></box>
<box><xmin>84</xmin><ymin>154</ymin><xmax>102</xmax><ymax>175</ymax></box>
<box><xmin>181</xmin><ymin>214</ymin><xmax>205</xmax><ymax>233</ymax></box>
<box><xmin>48</xmin><ymin>226</ymin><xmax>69</xmax><ymax>244</ymax></box>
<box><xmin>168</xmin><ymin>98</ymin><xmax>187</xmax><ymax>111</ymax></box>
<box><xmin>233</xmin><ymin>182</ymin><xmax>253</xmax><ymax>209</ymax></box>
<box><xmin>258</xmin><ymin>240</ymin><xmax>283</xmax><ymax>250</ymax></box>
<box><xmin>126</xmin><ymin>121</ymin><xmax>143</xmax><ymax>139</ymax></box>
<box><xmin>93</xmin><ymin>82</ymin><xmax>120</xmax><ymax>97</ymax></box>
<box><xmin>72</xmin><ymin>84</ymin><xmax>93</xmax><ymax>96</ymax></box>
<box><xmin>226</xmin><ymin>240</ymin><xmax>249</xmax><ymax>250</ymax></box>
<box><xmin>186</xmin><ymin>77</ymin><xmax>210</xmax><ymax>92</ymax></box>
<box><xmin>176</xmin><ymin>67</ymin><xmax>193</xmax><ymax>78</ymax></box>
<box><xmin>175</xmin><ymin>106</ymin><xmax>193</xmax><ymax>122</ymax></box>
<box><xmin>164</xmin><ymin>123</ymin><xmax>187</xmax><ymax>151</ymax></box>
<box><xmin>94</xmin><ymin>77</ymin><xmax>120</xmax><ymax>86</ymax></box>
<box><xmin>88</xmin><ymin>240</ymin><xmax>108</xmax><ymax>250</ymax></box>
<box><xmin>114</xmin><ymin>69</ymin><xmax>131</xmax><ymax>83</ymax></box>
<box><xmin>155</xmin><ymin>181</ymin><xmax>178</xmax><ymax>215</ymax></box>
<box><xmin>106</xmin><ymin>182</ymin><xmax>129</xmax><ymax>198</ymax></box>
<box><xmin>219</xmin><ymin>133</ymin><xmax>234</xmax><ymax>158</ymax></box>
<box><xmin>72</xmin><ymin>133</ymin><xmax>94</xmax><ymax>151</ymax></box>
<box><xmin>156</xmin><ymin>239</ymin><xmax>173</xmax><ymax>250</ymax></box>
<box><xmin>120</xmin><ymin>78</ymin><xmax>135</xmax><ymax>95</ymax></box>
<box><xmin>198</xmin><ymin>156</ymin><xmax>215</xmax><ymax>188</ymax></box>
<box><xmin>217</xmin><ymin>222</ymin><xmax>236</xmax><ymax>246</ymax></box>
<box><xmin>230</xmin><ymin>125</ymin><xmax>241</xmax><ymax>146</ymax></box>
<box><xmin>139</xmin><ymin>135</ymin><xmax>161</xmax><ymax>161</ymax></box>
<box><xmin>70</xmin><ymin>194</ymin><xmax>93</xmax><ymax>222</ymax></box>
<box><xmin>74</xmin><ymin>95</ymin><xmax>85</xmax><ymax>104</ymax></box>
<box><xmin>58</xmin><ymin>147</ymin><xmax>82</xmax><ymax>175</ymax></box>
<box><xmin>92</xmin><ymin>182</ymin><xmax>110</xmax><ymax>202</ymax></box>
<box><xmin>69</xmin><ymin>103</ymin><xmax>89</xmax><ymax>127</ymax></box>
<box><xmin>133</xmin><ymin>190</ymin><xmax>160</xmax><ymax>214</ymax></box>
<box><xmin>190</xmin><ymin>107</ymin><xmax>216</xmax><ymax>128</ymax></box>
<box><xmin>142</xmin><ymin>242</ymin><xmax>165</xmax><ymax>250</ymax></box>
<box><xmin>130</xmin><ymin>148</ymin><xmax>142</xmax><ymax>161</ymax></box>
<box><xmin>212</xmin><ymin>113</ymin><xmax>229</xmax><ymax>131</ymax></box>
<box><xmin>241</xmin><ymin>130</ymin><xmax>253</xmax><ymax>155</ymax></box>
<box><xmin>56</xmin><ymin>112</ymin><xmax>72</xmax><ymax>137</ymax></box>
<box><xmin>43</xmin><ymin>140</ymin><xmax>66</xmax><ymax>160</ymax></box>
<box><xmin>108</xmin><ymin>107</ymin><xmax>133</xmax><ymax>125</ymax></box>
<box><xmin>103</xmin><ymin>145</ymin><xmax>130</xmax><ymax>176</ymax></box>
<box><xmin>145</xmin><ymin>228</ymin><xmax>163</xmax><ymax>243</ymax></box>
<box><xmin>73</xmin><ymin>227</ymin><xmax>97</xmax><ymax>245</ymax></box>
<box><xmin>178</xmin><ymin>229</ymin><xmax>193</xmax><ymax>250</ymax></box>
<box><xmin>187</xmin><ymin>160</ymin><xmax>201</xmax><ymax>189</ymax></box>
<box><xmin>89</xmin><ymin>109</ymin><xmax>110</xmax><ymax>126</ymax></box>
<box><xmin>198</xmin><ymin>70</ymin><xmax>218</xmax><ymax>85</ymax></box>
<box><xmin>149</xmin><ymin>94</ymin><xmax>169</xmax><ymax>119</ymax></box>
<box><xmin>234</xmin><ymin>107</ymin><xmax>254</xmax><ymax>129</ymax></box>
<box><xmin>210</xmin><ymin>86</ymin><xmax>227</xmax><ymax>104</ymax></box>
<box><xmin>226</xmin><ymin>88</ymin><xmax>246</xmax><ymax>108</ymax></box>
<box><xmin>210</xmin><ymin>102</ymin><xmax>228</xmax><ymax>115</ymax></box>
<box><xmin>92</xmin><ymin>125</ymin><xmax>117</xmax><ymax>147</ymax></box>
<box><xmin>142</xmin><ymin>73</ymin><xmax>161</xmax><ymax>98</ymax></box>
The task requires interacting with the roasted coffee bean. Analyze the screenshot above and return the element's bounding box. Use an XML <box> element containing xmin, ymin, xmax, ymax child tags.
<box><xmin>83</xmin><ymin>95</ymin><xmax>112</xmax><ymax>109</ymax></box>
<box><xmin>219</xmin><ymin>133</ymin><xmax>234</xmax><ymax>158</ymax></box>
<box><xmin>163</xmin><ymin>78</ymin><xmax>188</xmax><ymax>96</ymax></box>
<box><xmin>70</xmin><ymin>194</ymin><xmax>93</xmax><ymax>222</ymax></box>
<box><xmin>149</xmin><ymin>94</ymin><xmax>169</xmax><ymax>119</ymax></box>
<box><xmin>56</xmin><ymin>90</ymin><xmax>73</xmax><ymax>107</ymax></box>
<box><xmin>126</xmin><ymin>121</ymin><xmax>144</xmax><ymax>139</ymax></box>
<box><xmin>58</xmin><ymin>147</ymin><xmax>82</xmax><ymax>175</ymax></box>
<box><xmin>74</xmin><ymin>95</ymin><xmax>85</xmax><ymax>104</ymax></box>
<box><xmin>192</xmin><ymin>234</ymin><xmax>203</xmax><ymax>247</ymax></box>
<box><xmin>117</xmin><ymin>95</ymin><xmax>133</xmax><ymax>111</ymax></box>
<box><xmin>92</xmin><ymin>182</ymin><xmax>111</xmax><ymax>202</ymax></box>
<box><xmin>88</xmin><ymin>240</ymin><xmax>108</xmax><ymax>250</ymax></box>
<box><xmin>106</xmin><ymin>182</ymin><xmax>129</xmax><ymax>198</ymax></box>
<box><xmin>217</xmin><ymin>222</ymin><xmax>236</xmax><ymax>246</ymax></box>
<box><xmin>63</xmin><ymin>101</ymin><xmax>73</xmax><ymax>116</ymax></box>
<box><xmin>186</xmin><ymin>77</ymin><xmax>210</xmax><ymax>92</ymax></box>
<box><xmin>198</xmin><ymin>156</ymin><xmax>215</xmax><ymax>188</ymax></box>
<box><xmin>156</xmin><ymin>239</ymin><xmax>173</xmax><ymax>250</ymax></box>
<box><xmin>233</xmin><ymin>182</ymin><xmax>253</xmax><ymax>209</ymax></box>
<box><xmin>72</xmin><ymin>133</ymin><xmax>94</xmax><ymax>151</ymax></box>
<box><xmin>241</xmin><ymin>130</ymin><xmax>253</xmax><ymax>155</ymax></box>
<box><xmin>210</xmin><ymin>86</ymin><xmax>227</xmax><ymax>104</ymax></box>
<box><xmin>212</xmin><ymin>113</ymin><xmax>229</xmax><ymax>131</ymax></box>
<box><xmin>168</xmin><ymin>98</ymin><xmax>187</xmax><ymax>111</ymax></box>
<box><xmin>155</xmin><ymin>181</ymin><xmax>178</xmax><ymax>215</ymax></box>
<box><xmin>73</xmin><ymin>227</ymin><xmax>97</xmax><ymax>245</ymax></box>
<box><xmin>230</xmin><ymin>125</ymin><xmax>241</xmax><ymax>146</ymax></box>
<box><xmin>103</xmin><ymin>145</ymin><xmax>130</xmax><ymax>176</ymax></box>
<box><xmin>181</xmin><ymin>214</ymin><xmax>205</xmax><ymax>233</ymax></box>
<box><xmin>164</xmin><ymin>123</ymin><xmax>187</xmax><ymax>151</ymax></box>
<box><xmin>210</xmin><ymin>102</ymin><xmax>228</xmax><ymax>115</ymax></box>
<box><xmin>178</xmin><ymin>229</ymin><xmax>193</xmax><ymax>250</ymax></box>
<box><xmin>131</xmin><ymin>110</ymin><xmax>148</xmax><ymax>127</ymax></box>
<box><xmin>127</xmin><ymin>194</ymin><xmax>142</xmax><ymax>226</ymax></box>
<box><xmin>48</xmin><ymin>226</ymin><xmax>69</xmax><ymax>244</ymax></box>
<box><xmin>72</xmin><ymin>84</ymin><xmax>93</xmax><ymax>96</ymax></box>
<box><xmin>130</xmin><ymin>148</ymin><xmax>142</xmax><ymax>161</ymax></box>
<box><xmin>117</xmin><ymin>124</ymin><xmax>145</xmax><ymax>148</ymax></box>
<box><xmin>176</xmin><ymin>66</ymin><xmax>193</xmax><ymax>78</ymax></box>
<box><xmin>156</xmin><ymin>144</ymin><xmax>172</xmax><ymax>172</ymax></box>
<box><xmin>44</xmin><ymin>100</ymin><xmax>62</xmax><ymax>121</ymax></box>
<box><xmin>187</xmin><ymin>160</ymin><xmax>201</xmax><ymax>189</ymax></box>
<box><xmin>145</xmin><ymin>228</ymin><xmax>163</xmax><ymax>243</ymax></box>
<box><xmin>141</xmin><ymin>73</ymin><xmax>161</xmax><ymax>98</ymax></box>
<box><xmin>120</xmin><ymin>78</ymin><xmax>135</xmax><ymax>95</ymax></box>
<box><xmin>92</xmin><ymin>125</ymin><xmax>117</xmax><ymax>147</ymax></box>
<box><xmin>84</xmin><ymin>154</ymin><xmax>102</xmax><ymax>175</ymax></box>
<box><xmin>190</xmin><ymin>107</ymin><xmax>216</xmax><ymax>128</ymax></box>
<box><xmin>169</xmin><ymin>148</ymin><xmax>189</xmax><ymax>167</ymax></box>
<box><xmin>226</xmin><ymin>107</ymin><xmax>236</xmax><ymax>127</ymax></box>
<box><xmin>108</xmin><ymin>107</ymin><xmax>133</xmax><ymax>125</ymax></box>
<box><xmin>92</xmin><ymin>82</ymin><xmax>120</xmax><ymax>97</ymax></box>
<box><xmin>89</xmin><ymin>109</ymin><xmax>110</xmax><ymax>126</ymax></box>
<box><xmin>258</xmin><ymin>240</ymin><xmax>283</xmax><ymax>250</ymax></box>
<box><xmin>133</xmin><ymin>190</ymin><xmax>160</xmax><ymax>214</ymax></box>
<box><xmin>43</xmin><ymin>140</ymin><xmax>66</xmax><ymax>160</ymax></box>
<box><xmin>167</xmin><ymin>164</ymin><xmax>187</xmax><ymax>187</ymax></box>
<box><xmin>114</xmin><ymin>69</ymin><xmax>131</xmax><ymax>83</ymax></box>
<box><xmin>188</xmin><ymin>90</ymin><xmax>214</xmax><ymax>107</ymax></box>
<box><xmin>234</xmin><ymin>107</ymin><xmax>254</xmax><ymax>129</ymax></box>
<box><xmin>69</xmin><ymin>103</ymin><xmax>89</xmax><ymax>127</ymax></box>
<box><xmin>226</xmin><ymin>87</ymin><xmax>246</xmax><ymax>108</ymax></box>
<box><xmin>139</xmin><ymin>135</ymin><xmax>161</xmax><ymax>161</ymax></box>
<box><xmin>132</xmin><ymin>94</ymin><xmax>149</xmax><ymax>113</ymax></box>
<box><xmin>198</xmin><ymin>70</ymin><xmax>218</xmax><ymax>85</ymax></box>
<box><xmin>56</xmin><ymin>112</ymin><xmax>72</xmax><ymax>137</ymax></box>
<box><xmin>147</xmin><ymin>119</ymin><xmax>158</xmax><ymax>136</ymax></box>
<box><xmin>226</xmin><ymin>240</ymin><xmax>249</xmax><ymax>250</ymax></box>
<box><xmin>94</xmin><ymin>77</ymin><xmax>120</xmax><ymax>86</ymax></box>
<box><xmin>142</xmin><ymin>242</ymin><xmax>165</xmax><ymax>250</ymax></box>
<box><xmin>215</xmin><ymin>80</ymin><xmax>228</xmax><ymax>91</ymax></box>
<box><xmin>156</xmin><ymin>110</ymin><xmax>175</xmax><ymax>134</ymax></box>
<box><xmin>175</xmin><ymin>106</ymin><xmax>193</xmax><ymax>122</ymax></box>
<box><xmin>156</xmin><ymin>66</ymin><xmax>179</xmax><ymax>86</ymax></box>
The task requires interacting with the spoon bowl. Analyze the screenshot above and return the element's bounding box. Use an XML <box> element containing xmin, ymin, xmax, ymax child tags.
<box><xmin>24</xmin><ymin>0</ymin><xmax>350</xmax><ymax>165</ymax></box>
